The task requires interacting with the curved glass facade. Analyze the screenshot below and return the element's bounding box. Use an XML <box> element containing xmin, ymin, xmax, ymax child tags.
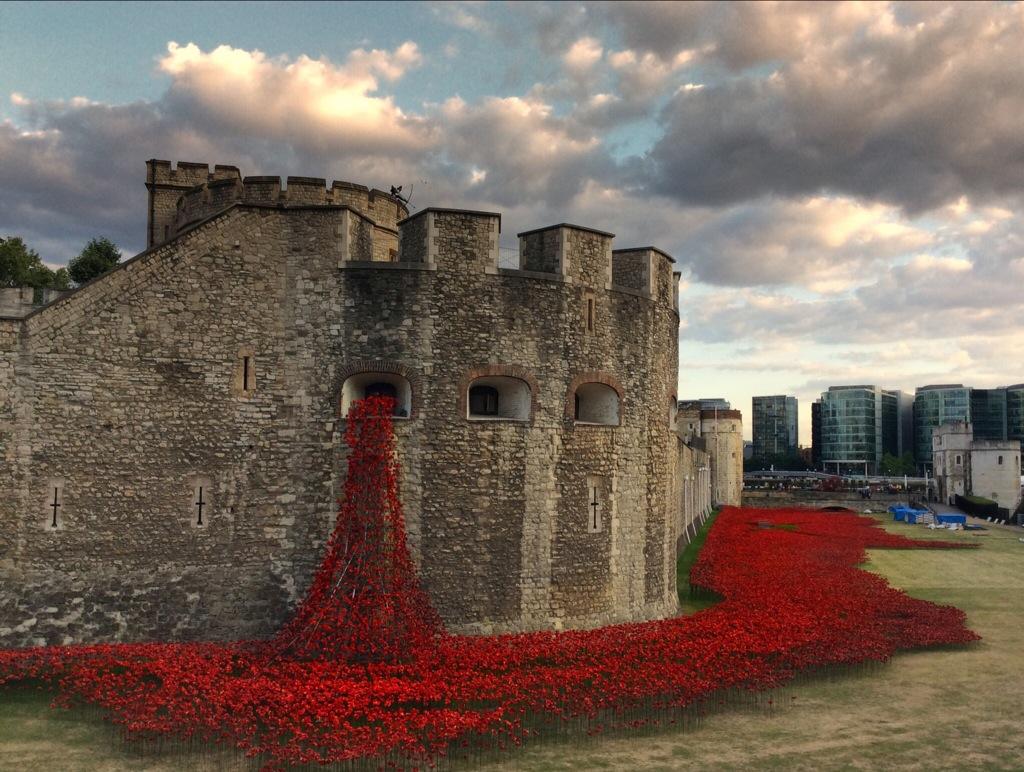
<box><xmin>913</xmin><ymin>385</ymin><xmax>970</xmax><ymax>467</ymax></box>
<box><xmin>819</xmin><ymin>386</ymin><xmax>901</xmax><ymax>472</ymax></box>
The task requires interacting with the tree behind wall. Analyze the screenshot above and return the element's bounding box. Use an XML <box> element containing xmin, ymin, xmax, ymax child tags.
<box><xmin>0</xmin><ymin>236</ymin><xmax>70</xmax><ymax>293</ymax></box>
<box><xmin>68</xmin><ymin>237</ymin><xmax>122</xmax><ymax>285</ymax></box>
<box><xmin>879</xmin><ymin>452</ymin><xmax>916</xmax><ymax>476</ymax></box>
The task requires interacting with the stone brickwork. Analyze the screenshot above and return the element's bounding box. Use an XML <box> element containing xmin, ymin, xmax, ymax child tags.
<box><xmin>673</xmin><ymin>438</ymin><xmax>713</xmax><ymax>553</ymax></box>
<box><xmin>0</xmin><ymin>288</ymin><xmax>71</xmax><ymax>318</ymax></box>
<box><xmin>0</xmin><ymin>160</ymin><xmax>692</xmax><ymax>647</ymax></box>
<box><xmin>677</xmin><ymin>405</ymin><xmax>744</xmax><ymax>508</ymax></box>
<box><xmin>611</xmin><ymin>249</ymin><xmax>650</xmax><ymax>294</ymax></box>
<box><xmin>700</xmin><ymin>410</ymin><xmax>744</xmax><ymax>506</ymax></box>
<box><xmin>519</xmin><ymin>226</ymin><xmax>563</xmax><ymax>274</ymax></box>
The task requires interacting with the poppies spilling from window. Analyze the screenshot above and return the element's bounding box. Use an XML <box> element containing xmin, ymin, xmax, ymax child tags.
<box><xmin>0</xmin><ymin>398</ymin><xmax>979</xmax><ymax>768</ymax></box>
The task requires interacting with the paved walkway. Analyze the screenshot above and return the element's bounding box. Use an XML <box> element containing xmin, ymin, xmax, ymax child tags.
<box><xmin>927</xmin><ymin>499</ymin><xmax>1024</xmax><ymax>532</ymax></box>
<box><xmin>929</xmin><ymin>501</ymin><xmax>966</xmax><ymax>515</ymax></box>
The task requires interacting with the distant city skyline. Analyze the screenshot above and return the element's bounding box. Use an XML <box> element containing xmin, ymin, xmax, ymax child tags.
<box><xmin>2</xmin><ymin>2</ymin><xmax>1022</xmax><ymax>440</ymax></box>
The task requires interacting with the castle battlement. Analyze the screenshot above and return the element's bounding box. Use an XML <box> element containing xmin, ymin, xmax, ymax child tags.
<box><xmin>147</xmin><ymin>161</ymin><xmax>409</xmax><ymax>249</ymax></box>
<box><xmin>147</xmin><ymin>164</ymin><xmax>681</xmax><ymax>309</ymax></box>
<box><xmin>0</xmin><ymin>157</ymin><xmax>692</xmax><ymax>647</ymax></box>
<box><xmin>172</xmin><ymin>173</ymin><xmax>409</xmax><ymax>237</ymax></box>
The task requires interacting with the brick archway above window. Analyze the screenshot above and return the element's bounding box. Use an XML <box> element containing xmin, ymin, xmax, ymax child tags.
<box><xmin>337</xmin><ymin>359</ymin><xmax>423</xmax><ymax>419</ymax></box>
<box><xmin>458</xmin><ymin>364</ymin><xmax>540</xmax><ymax>423</ymax></box>
<box><xmin>565</xmin><ymin>371</ymin><xmax>625</xmax><ymax>424</ymax></box>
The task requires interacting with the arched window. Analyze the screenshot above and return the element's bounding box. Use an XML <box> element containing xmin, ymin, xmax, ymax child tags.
<box><xmin>365</xmin><ymin>381</ymin><xmax>398</xmax><ymax>401</ymax></box>
<box><xmin>469</xmin><ymin>385</ymin><xmax>499</xmax><ymax>416</ymax></box>
<box><xmin>341</xmin><ymin>372</ymin><xmax>412</xmax><ymax>417</ymax></box>
<box><xmin>573</xmin><ymin>382</ymin><xmax>620</xmax><ymax>426</ymax></box>
<box><xmin>467</xmin><ymin>376</ymin><xmax>531</xmax><ymax>421</ymax></box>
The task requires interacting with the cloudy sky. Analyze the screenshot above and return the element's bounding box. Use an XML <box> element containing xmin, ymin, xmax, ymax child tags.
<box><xmin>2</xmin><ymin>1</ymin><xmax>1022</xmax><ymax>442</ymax></box>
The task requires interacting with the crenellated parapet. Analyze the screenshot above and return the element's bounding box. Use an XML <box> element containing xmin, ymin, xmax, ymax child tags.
<box><xmin>147</xmin><ymin>166</ymin><xmax>679</xmax><ymax>311</ymax></box>
<box><xmin>147</xmin><ymin>161</ymin><xmax>409</xmax><ymax>250</ymax></box>
<box><xmin>146</xmin><ymin>160</ymin><xmax>241</xmax><ymax>248</ymax></box>
<box><xmin>172</xmin><ymin>174</ymin><xmax>408</xmax><ymax>236</ymax></box>
<box><xmin>389</xmin><ymin>210</ymin><xmax>679</xmax><ymax>311</ymax></box>
<box><xmin>0</xmin><ymin>157</ymin><xmax>687</xmax><ymax>645</ymax></box>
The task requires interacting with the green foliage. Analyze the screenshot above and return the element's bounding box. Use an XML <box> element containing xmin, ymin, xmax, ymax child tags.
<box><xmin>676</xmin><ymin>508</ymin><xmax>722</xmax><ymax>613</ymax></box>
<box><xmin>0</xmin><ymin>236</ymin><xmax>62</xmax><ymax>290</ymax></box>
<box><xmin>880</xmin><ymin>452</ymin><xmax>916</xmax><ymax>476</ymax></box>
<box><xmin>51</xmin><ymin>268</ymin><xmax>71</xmax><ymax>290</ymax></box>
<box><xmin>744</xmin><ymin>452</ymin><xmax>811</xmax><ymax>472</ymax></box>
<box><xmin>962</xmin><ymin>494</ymin><xmax>996</xmax><ymax>506</ymax></box>
<box><xmin>67</xmin><ymin>237</ymin><xmax>121</xmax><ymax>285</ymax></box>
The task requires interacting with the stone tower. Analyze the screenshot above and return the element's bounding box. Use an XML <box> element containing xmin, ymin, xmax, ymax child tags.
<box><xmin>0</xmin><ymin>160</ymin><xmax>685</xmax><ymax>646</ymax></box>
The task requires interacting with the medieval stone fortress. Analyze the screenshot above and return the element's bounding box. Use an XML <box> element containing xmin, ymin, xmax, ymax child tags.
<box><xmin>0</xmin><ymin>160</ymin><xmax>736</xmax><ymax>647</ymax></box>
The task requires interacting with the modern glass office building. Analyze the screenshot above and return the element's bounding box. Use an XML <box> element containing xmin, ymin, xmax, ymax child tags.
<box><xmin>678</xmin><ymin>398</ymin><xmax>731</xmax><ymax>411</ymax></box>
<box><xmin>913</xmin><ymin>385</ymin><xmax>970</xmax><ymax>467</ymax></box>
<box><xmin>811</xmin><ymin>400</ymin><xmax>822</xmax><ymax>465</ymax></box>
<box><xmin>1003</xmin><ymin>385</ymin><xmax>1024</xmax><ymax>444</ymax></box>
<box><xmin>751</xmin><ymin>395</ymin><xmax>798</xmax><ymax>459</ymax></box>
<box><xmin>819</xmin><ymin>386</ymin><xmax>904</xmax><ymax>473</ymax></box>
<box><xmin>970</xmin><ymin>388</ymin><xmax>1008</xmax><ymax>441</ymax></box>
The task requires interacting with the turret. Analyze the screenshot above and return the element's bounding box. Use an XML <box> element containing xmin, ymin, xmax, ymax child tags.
<box><xmin>146</xmin><ymin>161</ymin><xmax>408</xmax><ymax>250</ymax></box>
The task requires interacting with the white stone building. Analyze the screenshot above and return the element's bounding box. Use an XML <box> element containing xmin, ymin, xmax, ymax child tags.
<box><xmin>933</xmin><ymin>422</ymin><xmax>1021</xmax><ymax>513</ymax></box>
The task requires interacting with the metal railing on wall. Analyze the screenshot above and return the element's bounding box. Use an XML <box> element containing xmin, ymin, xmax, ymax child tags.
<box><xmin>498</xmin><ymin>247</ymin><xmax>520</xmax><ymax>269</ymax></box>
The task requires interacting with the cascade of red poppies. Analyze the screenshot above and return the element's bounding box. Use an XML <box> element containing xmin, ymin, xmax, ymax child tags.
<box><xmin>272</xmin><ymin>396</ymin><xmax>441</xmax><ymax>663</ymax></box>
<box><xmin>0</xmin><ymin>403</ymin><xmax>983</xmax><ymax>769</ymax></box>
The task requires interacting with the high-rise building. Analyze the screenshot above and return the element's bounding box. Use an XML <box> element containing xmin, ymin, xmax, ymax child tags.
<box><xmin>913</xmin><ymin>385</ymin><xmax>971</xmax><ymax>468</ymax></box>
<box><xmin>914</xmin><ymin>385</ymin><xmax>1024</xmax><ymax>471</ymax></box>
<box><xmin>1008</xmin><ymin>384</ymin><xmax>1024</xmax><ymax>445</ymax></box>
<box><xmin>811</xmin><ymin>399</ymin><xmax>823</xmax><ymax>466</ymax></box>
<box><xmin>819</xmin><ymin>385</ymin><xmax>905</xmax><ymax>474</ymax></box>
<box><xmin>751</xmin><ymin>395</ymin><xmax>798</xmax><ymax>459</ymax></box>
<box><xmin>971</xmin><ymin>388</ymin><xmax>1009</xmax><ymax>441</ymax></box>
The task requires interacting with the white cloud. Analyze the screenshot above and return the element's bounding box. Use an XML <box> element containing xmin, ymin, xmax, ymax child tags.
<box><xmin>678</xmin><ymin>195</ymin><xmax>934</xmax><ymax>290</ymax></box>
<box><xmin>607</xmin><ymin>47</ymin><xmax>695</xmax><ymax>102</ymax></box>
<box><xmin>432</xmin><ymin>1</ymin><xmax>493</xmax><ymax>34</ymax></box>
<box><xmin>563</xmin><ymin>36</ymin><xmax>603</xmax><ymax>75</ymax></box>
<box><xmin>159</xmin><ymin>41</ymin><xmax>432</xmax><ymax>154</ymax></box>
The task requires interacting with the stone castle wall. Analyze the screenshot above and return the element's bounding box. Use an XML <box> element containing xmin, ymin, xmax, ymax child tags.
<box><xmin>0</xmin><ymin>163</ymin><xmax>685</xmax><ymax>646</ymax></box>
<box><xmin>672</xmin><ymin>438</ymin><xmax>713</xmax><ymax>553</ymax></box>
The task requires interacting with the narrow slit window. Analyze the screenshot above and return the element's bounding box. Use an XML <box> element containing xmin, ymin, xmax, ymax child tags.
<box><xmin>195</xmin><ymin>485</ymin><xmax>207</xmax><ymax>526</ymax></box>
<box><xmin>588</xmin><ymin>484</ymin><xmax>601</xmax><ymax>532</ymax></box>
<box><xmin>586</xmin><ymin>297</ymin><xmax>595</xmax><ymax>333</ymax></box>
<box><xmin>190</xmin><ymin>477</ymin><xmax>213</xmax><ymax>528</ymax></box>
<box><xmin>49</xmin><ymin>486</ymin><xmax>61</xmax><ymax>529</ymax></box>
<box><xmin>586</xmin><ymin>475</ymin><xmax>607</xmax><ymax>533</ymax></box>
<box><xmin>235</xmin><ymin>349</ymin><xmax>256</xmax><ymax>396</ymax></box>
<box><xmin>42</xmin><ymin>479</ymin><xmax>65</xmax><ymax>531</ymax></box>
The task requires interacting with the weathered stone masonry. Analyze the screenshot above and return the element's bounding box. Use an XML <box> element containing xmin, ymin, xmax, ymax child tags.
<box><xmin>0</xmin><ymin>160</ymin><xmax>685</xmax><ymax>646</ymax></box>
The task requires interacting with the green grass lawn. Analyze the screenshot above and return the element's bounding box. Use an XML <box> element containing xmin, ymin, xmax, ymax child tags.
<box><xmin>677</xmin><ymin>508</ymin><xmax>721</xmax><ymax>614</ymax></box>
<box><xmin>2</xmin><ymin>514</ymin><xmax>1022</xmax><ymax>771</ymax></box>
